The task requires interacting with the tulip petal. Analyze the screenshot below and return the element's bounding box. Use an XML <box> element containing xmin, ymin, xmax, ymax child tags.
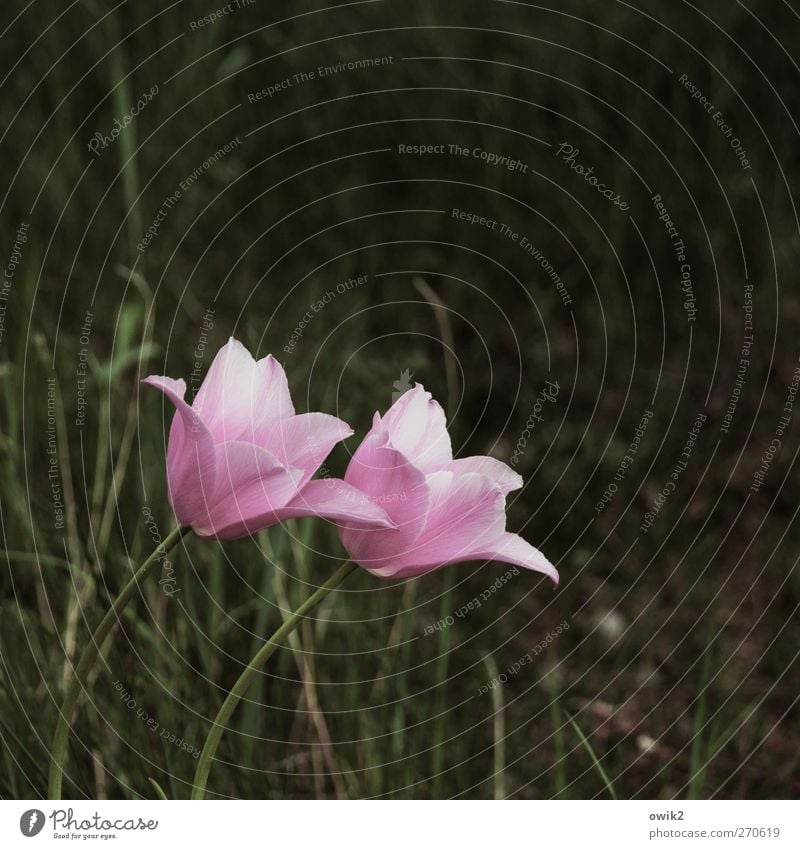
<box><xmin>382</xmin><ymin>385</ymin><xmax>452</xmax><ymax>473</ymax></box>
<box><xmin>369</xmin><ymin>471</ymin><xmax>506</xmax><ymax>578</ymax></box>
<box><xmin>339</xmin><ymin>432</ymin><xmax>430</xmax><ymax>567</ymax></box>
<box><xmin>468</xmin><ymin>532</ymin><xmax>559</xmax><ymax>585</ymax></box>
<box><xmin>257</xmin><ymin>353</ymin><xmax>295</xmax><ymax>422</ymax></box>
<box><xmin>255</xmin><ymin>413</ymin><xmax>352</xmax><ymax>486</ymax></box>
<box><xmin>193</xmin><ymin>339</ymin><xmax>295</xmax><ymax>442</ymax></box>
<box><xmin>447</xmin><ymin>456</ymin><xmax>523</xmax><ymax>495</ymax></box>
<box><xmin>142</xmin><ymin>375</ymin><xmax>216</xmax><ymax>527</ymax></box>
<box><xmin>271</xmin><ymin>479</ymin><xmax>396</xmax><ymax>527</ymax></box>
<box><xmin>194</xmin><ymin>441</ymin><xmax>304</xmax><ymax>538</ymax></box>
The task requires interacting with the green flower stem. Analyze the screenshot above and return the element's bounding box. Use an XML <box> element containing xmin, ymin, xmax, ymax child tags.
<box><xmin>48</xmin><ymin>524</ymin><xmax>191</xmax><ymax>799</ymax></box>
<box><xmin>191</xmin><ymin>560</ymin><xmax>357</xmax><ymax>800</ymax></box>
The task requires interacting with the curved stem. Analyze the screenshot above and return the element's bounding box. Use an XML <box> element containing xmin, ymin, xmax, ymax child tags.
<box><xmin>48</xmin><ymin>524</ymin><xmax>191</xmax><ymax>799</ymax></box>
<box><xmin>191</xmin><ymin>560</ymin><xmax>357</xmax><ymax>800</ymax></box>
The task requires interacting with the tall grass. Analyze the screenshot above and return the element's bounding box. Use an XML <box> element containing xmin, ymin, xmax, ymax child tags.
<box><xmin>0</xmin><ymin>0</ymin><xmax>798</xmax><ymax>799</ymax></box>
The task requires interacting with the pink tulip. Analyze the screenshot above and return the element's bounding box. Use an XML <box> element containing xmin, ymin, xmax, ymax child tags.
<box><xmin>338</xmin><ymin>385</ymin><xmax>558</xmax><ymax>583</ymax></box>
<box><xmin>143</xmin><ymin>338</ymin><xmax>394</xmax><ymax>539</ymax></box>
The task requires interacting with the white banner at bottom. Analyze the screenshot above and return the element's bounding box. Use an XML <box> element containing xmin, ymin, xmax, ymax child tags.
<box><xmin>2</xmin><ymin>799</ymin><xmax>796</xmax><ymax>848</ymax></box>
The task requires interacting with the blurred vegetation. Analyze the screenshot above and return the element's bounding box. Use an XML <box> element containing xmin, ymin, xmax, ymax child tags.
<box><xmin>1</xmin><ymin>0</ymin><xmax>799</xmax><ymax>799</ymax></box>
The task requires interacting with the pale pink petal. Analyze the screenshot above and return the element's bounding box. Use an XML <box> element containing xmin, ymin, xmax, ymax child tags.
<box><xmin>338</xmin><ymin>432</ymin><xmax>430</xmax><ymax>567</ymax></box>
<box><xmin>191</xmin><ymin>337</ymin><xmax>259</xmax><ymax>441</ymax></box>
<box><xmin>194</xmin><ymin>441</ymin><xmax>304</xmax><ymax>538</ymax></box>
<box><xmin>468</xmin><ymin>532</ymin><xmax>558</xmax><ymax>584</ymax></box>
<box><xmin>381</xmin><ymin>385</ymin><xmax>452</xmax><ymax>473</ymax></box>
<box><xmin>255</xmin><ymin>413</ymin><xmax>352</xmax><ymax>486</ymax></box>
<box><xmin>192</xmin><ymin>339</ymin><xmax>295</xmax><ymax>442</ymax></box>
<box><xmin>142</xmin><ymin>375</ymin><xmax>216</xmax><ymax>527</ymax></box>
<box><xmin>369</xmin><ymin>471</ymin><xmax>506</xmax><ymax>578</ymax></box>
<box><xmin>270</xmin><ymin>479</ymin><xmax>395</xmax><ymax>527</ymax></box>
<box><xmin>257</xmin><ymin>353</ymin><xmax>295</xmax><ymax>422</ymax></box>
<box><xmin>447</xmin><ymin>456</ymin><xmax>523</xmax><ymax>495</ymax></box>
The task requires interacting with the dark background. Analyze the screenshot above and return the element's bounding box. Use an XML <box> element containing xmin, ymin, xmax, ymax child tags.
<box><xmin>1</xmin><ymin>0</ymin><xmax>799</xmax><ymax>799</ymax></box>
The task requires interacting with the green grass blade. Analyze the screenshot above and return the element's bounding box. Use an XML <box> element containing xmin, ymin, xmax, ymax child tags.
<box><xmin>566</xmin><ymin>712</ymin><xmax>618</xmax><ymax>800</ymax></box>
